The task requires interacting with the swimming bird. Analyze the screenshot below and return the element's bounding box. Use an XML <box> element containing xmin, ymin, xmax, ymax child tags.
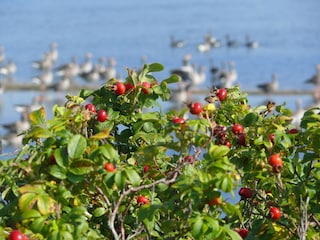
<box><xmin>170</xmin><ymin>35</ymin><xmax>186</xmax><ymax>48</ymax></box>
<box><xmin>197</xmin><ymin>42</ymin><xmax>211</xmax><ymax>53</ymax></box>
<box><xmin>225</xmin><ymin>34</ymin><xmax>239</xmax><ymax>48</ymax></box>
<box><xmin>245</xmin><ymin>35</ymin><xmax>259</xmax><ymax>49</ymax></box>
<box><xmin>170</xmin><ymin>54</ymin><xmax>194</xmax><ymax>81</ymax></box>
<box><xmin>305</xmin><ymin>64</ymin><xmax>320</xmax><ymax>85</ymax></box>
<box><xmin>257</xmin><ymin>73</ymin><xmax>279</xmax><ymax>93</ymax></box>
<box><xmin>205</xmin><ymin>32</ymin><xmax>222</xmax><ymax>48</ymax></box>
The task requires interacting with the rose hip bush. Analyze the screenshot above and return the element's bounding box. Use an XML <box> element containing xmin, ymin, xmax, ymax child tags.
<box><xmin>0</xmin><ymin>63</ymin><xmax>320</xmax><ymax>239</ymax></box>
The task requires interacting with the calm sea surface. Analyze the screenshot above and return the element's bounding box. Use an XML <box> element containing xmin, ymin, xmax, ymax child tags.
<box><xmin>0</xmin><ymin>0</ymin><xmax>320</xmax><ymax>154</ymax></box>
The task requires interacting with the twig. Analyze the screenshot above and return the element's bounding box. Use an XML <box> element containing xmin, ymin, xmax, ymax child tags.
<box><xmin>109</xmin><ymin>169</ymin><xmax>180</xmax><ymax>240</ymax></box>
<box><xmin>95</xmin><ymin>185</ymin><xmax>111</xmax><ymax>207</ymax></box>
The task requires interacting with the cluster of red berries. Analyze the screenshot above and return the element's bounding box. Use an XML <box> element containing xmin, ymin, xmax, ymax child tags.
<box><xmin>85</xmin><ymin>103</ymin><xmax>108</xmax><ymax>122</ymax></box>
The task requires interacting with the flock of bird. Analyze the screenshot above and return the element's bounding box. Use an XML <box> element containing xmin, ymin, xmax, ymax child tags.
<box><xmin>0</xmin><ymin>42</ymin><xmax>118</xmax><ymax>92</ymax></box>
<box><xmin>170</xmin><ymin>32</ymin><xmax>260</xmax><ymax>53</ymax></box>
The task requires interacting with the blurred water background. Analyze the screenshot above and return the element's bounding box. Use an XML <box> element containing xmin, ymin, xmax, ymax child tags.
<box><xmin>0</xmin><ymin>0</ymin><xmax>320</xmax><ymax>155</ymax></box>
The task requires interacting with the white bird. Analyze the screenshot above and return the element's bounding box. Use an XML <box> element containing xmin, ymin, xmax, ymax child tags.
<box><xmin>170</xmin><ymin>54</ymin><xmax>194</xmax><ymax>82</ymax></box>
<box><xmin>32</xmin><ymin>70</ymin><xmax>54</xmax><ymax>86</ymax></box>
<box><xmin>0</xmin><ymin>59</ymin><xmax>17</xmax><ymax>76</ymax></box>
<box><xmin>100</xmin><ymin>57</ymin><xmax>117</xmax><ymax>80</ymax></box>
<box><xmin>94</xmin><ymin>57</ymin><xmax>107</xmax><ymax>74</ymax></box>
<box><xmin>305</xmin><ymin>64</ymin><xmax>320</xmax><ymax>85</ymax></box>
<box><xmin>170</xmin><ymin>81</ymin><xmax>192</xmax><ymax>103</ymax></box>
<box><xmin>32</xmin><ymin>53</ymin><xmax>54</xmax><ymax>71</ymax></box>
<box><xmin>257</xmin><ymin>73</ymin><xmax>279</xmax><ymax>93</ymax></box>
<box><xmin>47</xmin><ymin>42</ymin><xmax>58</xmax><ymax>64</ymax></box>
<box><xmin>215</xmin><ymin>61</ymin><xmax>238</xmax><ymax>88</ymax></box>
<box><xmin>291</xmin><ymin>98</ymin><xmax>305</xmax><ymax>129</ymax></box>
<box><xmin>197</xmin><ymin>42</ymin><xmax>211</xmax><ymax>53</ymax></box>
<box><xmin>48</xmin><ymin>74</ymin><xmax>71</xmax><ymax>91</ymax></box>
<box><xmin>79</xmin><ymin>52</ymin><xmax>93</xmax><ymax>74</ymax></box>
<box><xmin>79</xmin><ymin>69</ymin><xmax>100</xmax><ymax>83</ymax></box>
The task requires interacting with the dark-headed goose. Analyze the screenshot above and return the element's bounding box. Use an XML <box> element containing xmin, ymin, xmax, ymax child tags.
<box><xmin>305</xmin><ymin>64</ymin><xmax>320</xmax><ymax>85</ymax></box>
<box><xmin>257</xmin><ymin>73</ymin><xmax>279</xmax><ymax>93</ymax></box>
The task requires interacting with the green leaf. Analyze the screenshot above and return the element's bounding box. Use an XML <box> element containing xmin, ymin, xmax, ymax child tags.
<box><xmin>115</xmin><ymin>170</ymin><xmax>126</xmax><ymax>189</ymax></box>
<box><xmin>49</xmin><ymin>165</ymin><xmax>67</xmax><ymax>179</ymax></box>
<box><xmin>224</xmin><ymin>225</ymin><xmax>242</xmax><ymax>240</ymax></box>
<box><xmin>93</xmin><ymin>207</ymin><xmax>107</xmax><ymax>217</ymax></box>
<box><xmin>243</xmin><ymin>112</ymin><xmax>259</xmax><ymax>127</ymax></box>
<box><xmin>21</xmin><ymin>209</ymin><xmax>41</xmax><ymax>220</ymax></box>
<box><xmin>208</xmin><ymin>143</ymin><xmax>230</xmax><ymax>160</ymax></box>
<box><xmin>148</xmin><ymin>62</ymin><xmax>164</xmax><ymax>72</ymax></box>
<box><xmin>100</xmin><ymin>143</ymin><xmax>119</xmax><ymax>161</ymax></box>
<box><xmin>29</xmin><ymin>216</ymin><xmax>46</xmax><ymax>233</ymax></box>
<box><xmin>68</xmin><ymin>134</ymin><xmax>87</xmax><ymax>159</ymax></box>
<box><xmin>69</xmin><ymin>159</ymin><xmax>94</xmax><ymax>175</ymax></box>
<box><xmin>163</xmin><ymin>74</ymin><xmax>180</xmax><ymax>84</ymax></box>
<box><xmin>192</xmin><ymin>216</ymin><xmax>203</xmax><ymax>238</ymax></box>
<box><xmin>125</xmin><ymin>168</ymin><xmax>141</xmax><ymax>186</ymax></box>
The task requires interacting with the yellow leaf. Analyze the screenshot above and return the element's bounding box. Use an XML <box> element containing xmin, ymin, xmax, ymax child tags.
<box><xmin>90</xmin><ymin>128</ymin><xmax>110</xmax><ymax>139</ymax></box>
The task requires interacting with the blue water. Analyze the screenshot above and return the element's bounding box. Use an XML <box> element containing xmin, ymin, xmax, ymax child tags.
<box><xmin>0</xmin><ymin>0</ymin><xmax>320</xmax><ymax>154</ymax></box>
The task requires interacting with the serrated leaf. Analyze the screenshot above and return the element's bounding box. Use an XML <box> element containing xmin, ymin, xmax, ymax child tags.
<box><xmin>68</xmin><ymin>134</ymin><xmax>87</xmax><ymax>159</ymax></box>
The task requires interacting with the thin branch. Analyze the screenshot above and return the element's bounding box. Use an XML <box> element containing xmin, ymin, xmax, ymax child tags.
<box><xmin>95</xmin><ymin>185</ymin><xmax>111</xmax><ymax>207</ymax></box>
<box><xmin>109</xmin><ymin>169</ymin><xmax>180</xmax><ymax>240</ymax></box>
